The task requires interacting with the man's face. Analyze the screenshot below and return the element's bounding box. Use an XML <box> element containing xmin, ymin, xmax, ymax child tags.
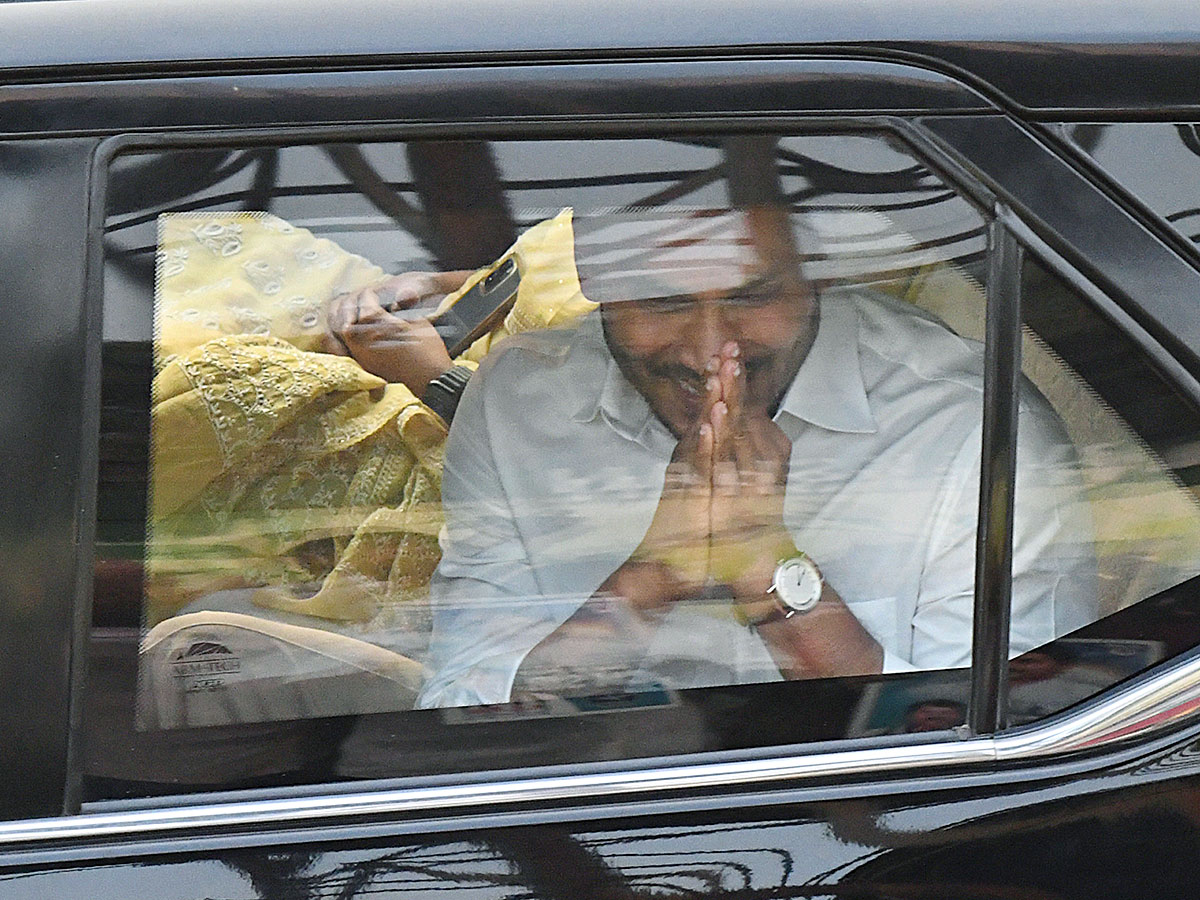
<box><xmin>596</xmin><ymin>208</ymin><xmax>817</xmax><ymax>437</ymax></box>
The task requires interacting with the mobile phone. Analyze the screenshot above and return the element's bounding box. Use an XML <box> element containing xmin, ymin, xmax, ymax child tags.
<box><xmin>432</xmin><ymin>258</ymin><xmax>521</xmax><ymax>356</ymax></box>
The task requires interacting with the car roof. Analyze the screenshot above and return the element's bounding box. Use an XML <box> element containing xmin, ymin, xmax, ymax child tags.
<box><xmin>3</xmin><ymin>0</ymin><xmax>1200</xmax><ymax>112</ymax></box>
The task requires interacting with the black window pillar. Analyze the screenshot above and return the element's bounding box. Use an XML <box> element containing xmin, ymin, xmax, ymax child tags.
<box><xmin>970</xmin><ymin>215</ymin><xmax>1023</xmax><ymax>734</ymax></box>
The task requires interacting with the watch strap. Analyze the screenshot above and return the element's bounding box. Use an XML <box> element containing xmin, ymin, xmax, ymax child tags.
<box><xmin>421</xmin><ymin>365</ymin><xmax>473</xmax><ymax>424</ymax></box>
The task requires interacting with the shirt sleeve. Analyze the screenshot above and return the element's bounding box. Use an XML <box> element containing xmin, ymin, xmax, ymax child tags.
<box><xmin>908</xmin><ymin>394</ymin><xmax>1098</xmax><ymax>670</ymax></box>
<box><xmin>1008</xmin><ymin>396</ymin><xmax>1098</xmax><ymax>652</ymax></box>
<box><xmin>415</xmin><ymin>363</ymin><xmax>584</xmax><ymax>709</ymax></box>
<box><xmin>906</xmin><ymin>423</ymin><xmax>983</xmax><ymax>669</ymax></box>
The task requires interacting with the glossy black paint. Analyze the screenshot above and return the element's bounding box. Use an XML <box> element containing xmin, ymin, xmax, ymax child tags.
<box><xmin>2</xmin><ymin>0</ymin><xmax>1200</xmax><ymax>115</ymax></box>
<box><xmin>0</xmin><ymin>138</ymin><xmax>99</xmax><ymax>820</ymax></box>
<box><xmin>3</xmin><ymin>0</ymin><xmax>1200</xmax><ymax>896</ymax></box>
<box><xmin>0</xmin><ymin>60</ymin><xmax>993</xmax><ymax>139</ymax></box>
<box><xmin>6</xmin><ymin>725</ymin><xmax>1200</xmax><ymax>898</ymax></box>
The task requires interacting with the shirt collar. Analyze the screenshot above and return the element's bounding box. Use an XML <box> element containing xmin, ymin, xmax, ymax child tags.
<box><xmin>572</xmin><ymin>293</ymin><xmax>877</xmax><ymax>444</ymax></box>
<box><xmin>571</xmin><ymin>314</ymin><xmax>667</xmax><ymax>449</ymax></box>
<box><xmin>775</xmin><ymin>292</ymin><xmax>877</xmax><ymax>435</ymax></box>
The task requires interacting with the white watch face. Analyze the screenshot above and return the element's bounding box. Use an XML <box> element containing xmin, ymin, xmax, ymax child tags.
<box><xmin>774</xmin><ymin>557</ymin><xmax>823</xmax><ymax>613</ymax></box>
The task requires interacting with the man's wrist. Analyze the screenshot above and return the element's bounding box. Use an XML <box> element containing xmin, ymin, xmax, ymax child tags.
<box><xmin>716</xmin><ymin>530</ymin><xmax>800</xmax><ymax>599</ymax></box>
<box><xmin>606</xmin><ymin>556</ymin><xmax>679</xmax><ymax>619</ymax></box>
<box><xmin>739</xmin><ymin>596</ymin><xmax>791</xmax><ymax>628</ymax></box>
<box><xmin>729</xmin><ymin>535</ymin><xmax>823</xmax><ymax>626</ymax></box>
<box><xmin>741</xmin><ymin>576</ymin><xmax>827</xmax><ymax>627</ymax></box>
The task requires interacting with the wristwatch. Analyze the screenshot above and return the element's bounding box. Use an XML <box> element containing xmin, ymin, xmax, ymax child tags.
<box><xmin>421</xmin><ymin>364</ymin><xmax>473</xmax><ymax>424</ymax></box>
<box><xmin>750</xmin><ymin>554</ymin><xmax>824</xmax><ymax>626</ymax></box>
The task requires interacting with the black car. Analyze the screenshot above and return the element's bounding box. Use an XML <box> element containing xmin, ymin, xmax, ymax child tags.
<box><xmin>4</xmin><ymin>1</ymin><xmax>1200</xmax><ymax>897</ymax></box>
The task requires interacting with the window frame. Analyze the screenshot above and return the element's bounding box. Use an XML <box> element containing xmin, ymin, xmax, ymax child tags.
<box><xmin>84</xmin><ymin>117</ymin><xmax>1002</xmax><ymax>775</ymax></box>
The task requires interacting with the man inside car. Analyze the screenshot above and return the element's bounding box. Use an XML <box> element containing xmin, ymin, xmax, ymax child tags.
<box><xmin>413</xmin><ymin>200</ymin><xmax>1097</xmax><ymax>708</ymax></box>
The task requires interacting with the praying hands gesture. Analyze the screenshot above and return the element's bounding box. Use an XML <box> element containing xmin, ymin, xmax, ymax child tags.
<box><xmin>517</xmin><ymin>341</ymin><xmax>883</xmax><ymax>690</ymax></box>
<box><xmin>623</xmin><ymin>340</ymin><xmax>797</xmax><ymax>617</ymax></box>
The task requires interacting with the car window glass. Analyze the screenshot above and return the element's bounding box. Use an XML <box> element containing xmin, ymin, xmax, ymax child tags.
<box><xmin>1062</xmin><ymin>123</ymin><xmax>1200</xmax><ymax>255</ymax></box>
<box><xmin>1006</xmin><ymin>253</ymin><xmax>1200</xmax><ymax>726</ymax></box>
<box><xmin>87</xmin><ymin>129</ymin><xmax>1083</xmax><ymax>799</ymax></box>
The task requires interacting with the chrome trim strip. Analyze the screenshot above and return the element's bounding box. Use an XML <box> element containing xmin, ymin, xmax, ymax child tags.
<box><xmin>994</xmin><ymin>648</ymin><xmax>1200</xmax><ymax>760</ymax></box>
<box><xmin>4</xmin><ymin>742</ymin><xmax>995</xmax><ymax>845</ymax></box>
<box><xmin>3</xmin><ymin>650</ymin><xmax>1199</xmax><ymax>847</ymax></box>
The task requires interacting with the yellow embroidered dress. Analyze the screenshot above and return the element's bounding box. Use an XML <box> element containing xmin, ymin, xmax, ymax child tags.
<box><xmin>149</xmin><ymin>209</ymin><xmax>593</xmax><ymax>628</ymax></box>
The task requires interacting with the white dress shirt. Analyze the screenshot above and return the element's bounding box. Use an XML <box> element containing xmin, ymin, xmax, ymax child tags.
<box><xmin>418</xmin><ymin>288</ymin><xmax>1097</xmax><ymax>708</ymax></box>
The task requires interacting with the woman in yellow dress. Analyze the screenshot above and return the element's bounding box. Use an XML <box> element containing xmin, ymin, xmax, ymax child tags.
<box><xmin>148</xmin><ymin>209</ymin><xmax>594</xmax><ymax>633</ymax></box>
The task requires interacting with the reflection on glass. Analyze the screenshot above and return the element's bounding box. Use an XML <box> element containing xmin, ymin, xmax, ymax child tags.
<box><xmin>1003</xmin><ymin>256</ymin><xmax>1200</xmax><ymax>724</ymax></box>
<box><xmin>1007</xmin><ymin>637</ymin><xmax>1163</xmax><ymax>726</ymax></box>
<box><xmin>847</xmin><ymin>670</ymin><xmax>969</xmax><ymax>736</ymax></box>
<box><xmin>1063</xmin><ymin>122</ymin><xmax>1200</xmax><ymax>252</ymax></box>
<box><xmin>100</xmin><ymin>133</ymin><xmax>1093</xmax><ymax>739</ymax></box>
<box><xmin>1021</xmin><ymin>260</ymin><xmax>1200</xmax><ymax>614</ymax></box>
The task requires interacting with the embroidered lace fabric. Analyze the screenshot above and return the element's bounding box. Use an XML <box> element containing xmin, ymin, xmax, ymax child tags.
<box><xmin>150</xmin><ymin>209</ymin><xmax>594</xmax><ymax>635</ymax></box>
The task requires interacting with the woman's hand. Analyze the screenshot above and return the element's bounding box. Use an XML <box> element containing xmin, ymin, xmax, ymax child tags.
<box><xmin>322</xmin><ymin>272</ymin><xmax>469</xmax><ymax>394</ymax></box>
